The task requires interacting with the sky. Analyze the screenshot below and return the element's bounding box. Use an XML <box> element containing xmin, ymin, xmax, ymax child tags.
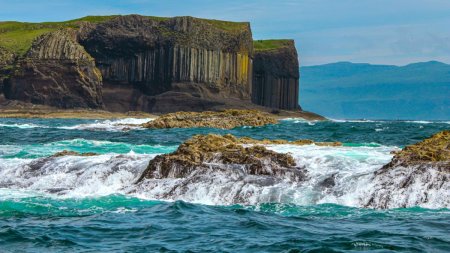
<box><xmin>1</xmin><ymin>0</ymin><xmax>450</xmax><ymax>66</ymax></box>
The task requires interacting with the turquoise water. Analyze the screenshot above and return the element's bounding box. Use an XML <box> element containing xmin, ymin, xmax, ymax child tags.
<box><xmin>0</xmin><ymin>118</ymin><xmax>449</xmax><ymax>252</ymax></box>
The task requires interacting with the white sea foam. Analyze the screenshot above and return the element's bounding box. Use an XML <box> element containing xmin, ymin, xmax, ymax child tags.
<box><xmin>58</xmin><ymin>118</ymin><xmax>154</xmax><ymax>131</ymax></box>
<box><xmin>0</xmin><ymin>154</ymin><xmax>154</xmax><ymax>198</ymax></box>
<box><xmin>0</xmin><ymin>123</ymin><xmax>49</xmax><ymax>129</ymax></box>
<box><xmin>0</xmin><ymin>144</ymin><xmax>447</xmax><ymax>209</ymax></box>
<box><xmin>280</xmin><ymin>118</ymin><xmax>318</xmax><ymax>125</ymax></box>
<box><xmin>0</xmin><ymin>118</ymin><xmax>154</xmax><ymax>131</ymax></box>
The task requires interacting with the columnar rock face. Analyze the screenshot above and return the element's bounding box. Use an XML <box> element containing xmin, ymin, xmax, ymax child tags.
<box><xmin>4</xmin><ymin>29</ymin><xmax>103</xmax><ymax>108</ymax></box>
<box><xmin>1</xmin><ymin>15</ymin><xmax>307</xmax><ymax>114</ymax></box>
<box><xmin>252</xmin><ymin>40</ymin><xmax>300</xmax><ymax>110</ymax></box>
<box><xmin>78</xmin><ymin>16</ymin><xmax>253</xmax><ymax>103</ymax></box>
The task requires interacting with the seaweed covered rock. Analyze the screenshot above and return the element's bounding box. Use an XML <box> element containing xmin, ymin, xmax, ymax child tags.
<box><xmin>138</xmin><ymin>134</ymin><xmax>304</xmax><ymax>181</ymax></box>
<box><xmin>52</xmin><ymin>150</ymin><xmax>99</xmax><ymax>157</ymax></box>
<box><xmin>235</xmin><ymin>136</ymin><xmax>342</xmax><ymax>146</ymax></box>
<box><xmin>141</xmin><ymin>109</ymin><xmax>278</xmax><ymax>129</ymax></box>
<box><xmin>382</xmin><ymin>130</ymin><xmax>450</xmax><ymax>169</ymax></box>
<box><xmin>364</xmin><ymin>131</ymin><xmax>450</xmax><ymax>209</ymax></box>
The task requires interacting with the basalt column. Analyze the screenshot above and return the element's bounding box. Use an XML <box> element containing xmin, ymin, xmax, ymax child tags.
<box><xmin>252</xmin><ymin>40</ymin><xmax>300</xmax><ymax>110</ymax></box>
<box><xmin>78</xmin><ymin>15</ymin><xmax>254</xmax><ymax>103</ymax></box>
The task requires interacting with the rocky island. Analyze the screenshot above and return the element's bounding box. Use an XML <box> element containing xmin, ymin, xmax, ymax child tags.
<box><xmin>0</xmin><ymin>15</ymin><xmax>323</xmax><ymax>120</ymax></box>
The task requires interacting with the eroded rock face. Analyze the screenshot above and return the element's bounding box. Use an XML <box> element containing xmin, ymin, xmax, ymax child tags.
<box><xmin>137</xmin><ymin>134</ymin><xmax>304</xmax><ymax>182</ymax></box>
<box><xmin>252</xmin><ymin>40</ymin><xmax>300</xmax><ymax>110</ymax></box>
<box><xmin>0</xmin><ymin>47</ymin><xmax>15</xmax><ymax>94</ymax></box>
<box><xmin>142</xmin><ymin>109</ymin><xmax>278</xmax><ymax>129</ymax></box>
<box><xmin>4</xmin><ymin>29</ymin><xmax>103</xmax><ymax>108</ymax></box>
<box><xmin>364</xmin><ymin>131</ymin><xmax>450</xmax><ymax>209</ymax></box>
<box><xmin>78</xmin><ymin>16</ymin><xmax>254</xmax><ymax>111</ymax></box>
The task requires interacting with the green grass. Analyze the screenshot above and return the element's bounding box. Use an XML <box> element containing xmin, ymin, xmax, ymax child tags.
<box><xmin>253</xmin><ymin>39</ymin><xmax>292</xmax><ymax>51</ymax></box>
<box><xmin>0</xmin><ymin>16</ymin><xmax>121</xmax><ymax>57</ymax></box>
<box><xmin>200</xmin><ymin>18</ymin><xmax>248</xmax><ymax>32</ymax></box>
<box><xmin>0</xmin><ymin>28</ymin><xmax>56</xmax><ymax>56</ymax></box>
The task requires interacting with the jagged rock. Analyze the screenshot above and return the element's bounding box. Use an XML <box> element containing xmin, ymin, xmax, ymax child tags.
<box><xmin>142</xmin><ymin>109</ymin><xmax>278</xmax><ymax>129</ymax></box>
<box><xmin>4</xmin><ymin>29</ymin><xmax>103</xmax><ymax>108</ymax></box>
<box><xmin>137</xmin><ymin>134</ymin><xmax>305</xmax><ymax>182</ymax></box>
<box><xmin>364</xmin><ymin>131</ymin><xmax>450</xmax><ymax>209</ymax></box>
<box><xmin>252</xmin><ymin>40</ymin><xmax>300</xmax><ymax>110</ymax></box>
<box><xmin>52</xmin><ymin>150</ymin><xmax>98</xmax><ymax>157</ymax></box>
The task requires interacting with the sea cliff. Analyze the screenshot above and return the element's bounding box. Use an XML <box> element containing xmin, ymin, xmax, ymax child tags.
<box><xmin>0</xmin><ymin>15</ymin><xmax>316</xmax><ymax>117</ymax></box>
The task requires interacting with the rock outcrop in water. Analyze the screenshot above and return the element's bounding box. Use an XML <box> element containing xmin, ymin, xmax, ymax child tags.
<box><xmin>52</xmin><ymin>150</ymin><xmax>99</xmax><ymax>157</ymax></box>
<box><xmin>141</xmin><ymin>109</ymin><xmax>277</xmax><ymax>129</ymax></box>
<box><xmin>137</xmin><ymin>134</ymin><xmax>304</xmax><ymax>181</ymax></box>
<box><xmin>365</xmin><ymin>131</ymin><xmax>450</xmax><ymax>209</ymax></box>
<box><xmin>0</xmin><ymin>15</ymin><xmax>316</xmax><ymax>117</ymax></box>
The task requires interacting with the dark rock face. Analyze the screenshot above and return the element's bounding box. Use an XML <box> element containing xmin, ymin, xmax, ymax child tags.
<box><xmin>0</xmin><ymin>47</ymin><xmax>15</xmax><ymax>95</ymax></box>
<box><xmin>4</xmin><ymin>30</ymin><xmax>103</xmax><ymax>108</ymax></box>
<box><xmin>252</xmin><ymin>40</ymin><xmax>300</xmax><ymax>110</ymax></box>
<box><xmin>78</xmin><ymin>16</ymin><xmax>253</xmax><ymax>111</ymax></box>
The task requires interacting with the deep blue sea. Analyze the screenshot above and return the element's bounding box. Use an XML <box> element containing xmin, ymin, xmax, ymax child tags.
<box><xmin>0</xmin><ymin>118</ymin><xmax>449</xmax><ymax>252</ymax></box>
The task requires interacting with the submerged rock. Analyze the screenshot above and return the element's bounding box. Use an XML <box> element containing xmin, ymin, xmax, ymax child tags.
<box><xmin>235</xmin><ymin>136</ymin><xmax>342</xmax><ymax>146</ymax></box>
<box><xmin>52</xmin><ymin>150</ymin><xmax>99</xmax><ymax>157</ymax></box>
<box><xmin>364</xmin><ymin>131</ymin><xmax>450</xmax><ymax>209</ymax></box>
<box><xmin>141</xmin><ymin>109</ymin><xmax>278</xmax><ymax>129</ymax></box>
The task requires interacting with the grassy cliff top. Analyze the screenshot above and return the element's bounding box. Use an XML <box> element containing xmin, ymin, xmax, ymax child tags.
<box><xmin>0</xmin><ymin>15</ymin><xmax>249</xmax><ymax>57</ymax></box>
<box><xmin>0</xmin><ymin>16</ymin><xmax>117</xmax><ymax>56</ymax></box>
<box><xmin>253</xmin><ymin>39</ymin><xmax>293</xmax><ymax>51</ymax></box>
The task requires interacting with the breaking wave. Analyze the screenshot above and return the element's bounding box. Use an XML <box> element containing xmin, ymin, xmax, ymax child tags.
<box><xmin>0</xmin><ymin>118</ymin><xmax>154</xmax><ymax>131</ymax></box>
<box><xmin>0</xmin><ymin>138</ymin><xmax>177</xmax><ymax>159</ymax></box>
<box><xmin>2</xmin><ymin>142</ymin><xmax>446</xmax><ymax>209</ymax></box>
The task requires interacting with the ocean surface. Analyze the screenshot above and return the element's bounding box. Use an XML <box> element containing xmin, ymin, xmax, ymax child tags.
<box><xmin>0</xmin><ymin>118</ymin><xmax>449</xmax><ymax>252</ymax></box>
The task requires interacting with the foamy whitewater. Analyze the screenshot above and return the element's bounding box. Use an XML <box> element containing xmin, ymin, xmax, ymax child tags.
<box><xmin>0</xmin><ymin>118</ymin><xmax>448</xmax><ymax>251</ymax></box>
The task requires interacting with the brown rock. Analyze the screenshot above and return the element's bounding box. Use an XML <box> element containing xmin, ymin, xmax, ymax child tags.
<box><xmin>137</xmin><ymin>134</ymin><xmax>306</xmax><ymax>181</ymax></box>
<box><xmin>381</xmin><ymin>130</ymin><xmax>450</xmax><ymax>170</ymax></box>
<box><xmin>141</xmin><ymin>109</ymin><xmax>278</xmax><ymax>129</ymax></box>
<box><xmin>52</xmin><ymin>150</ymin><xmax>98</xmax><ymax>157</ymax></box>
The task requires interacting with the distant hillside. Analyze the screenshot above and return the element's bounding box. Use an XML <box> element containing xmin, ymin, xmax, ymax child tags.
<box><xmin>300</xmin><ymin>61</ymin><xmax>450</xmax><ymax>120</ymax></box>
